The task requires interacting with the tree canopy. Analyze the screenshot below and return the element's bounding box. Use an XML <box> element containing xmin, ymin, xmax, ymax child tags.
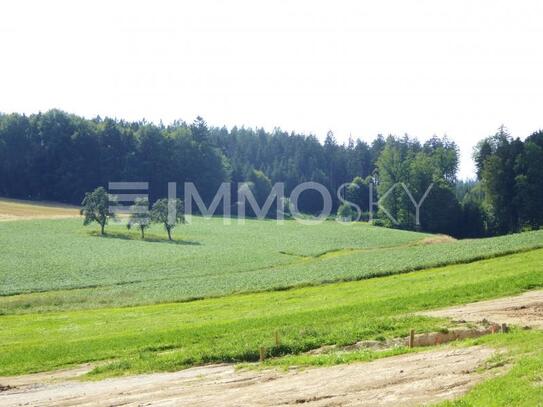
<box><xmin>80</xmin><ymin>187</ymin><xmax>116</xmax><ymax>235</ymax></box>
<box><xmin>150</xmin><ymin>198</ymin><xmax>185</xmax><ymax>241</ymax></box>
<box><xmin>1</xmin><ymin>110</ymin><xmax>541</xmax><ymax>237</ymax></box>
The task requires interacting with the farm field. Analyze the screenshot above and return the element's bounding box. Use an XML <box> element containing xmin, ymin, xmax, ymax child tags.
<box><xmin>0</xmin><ymin>198</ymin><xmax>79</xmax><ymax>221</ymax></box>
<box><xmin>1</xmin><ymin>201</ymin><xmax>543</xmax><ymax>405</ymax></box>
<box><xmin>1</xmin><ymin>248</ymin><xmax>542</xmax><ymax>378</ymax></box>
<box><xmin>1</xmin><ymin>215</ymin><xmax>543</xmax><ymax>314</ymax></box>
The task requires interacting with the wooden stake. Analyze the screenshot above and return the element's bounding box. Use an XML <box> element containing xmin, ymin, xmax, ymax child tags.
<box><xmin>409</xmin><ymin>329</ymin><xmax>415</xmax><ymax>348</ymax></box>
<box><xmin>259</xmin><ymin>346</ymin><xmax>266</xmax><ymax>362</ymax></box>
<box><xmin>274</xmin><ymin>330</ymin><xmax>280</xmax><ymax>346</ymax></box>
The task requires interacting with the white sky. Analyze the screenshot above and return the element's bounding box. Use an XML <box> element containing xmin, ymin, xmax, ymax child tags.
<box><xmin>2</xmin><ymin>0</ymin><xmax>543</xmax><ymax>178</ymax></box>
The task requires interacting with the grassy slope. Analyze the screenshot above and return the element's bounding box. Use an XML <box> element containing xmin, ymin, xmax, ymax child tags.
<box><xmin>1</xmin><ymin>248</ymin><xmax>542</xmax><ymax>377</ymax></box>
<box><xmin>437</xmin><ymin>329</ymin><xmax>543</xmax><ymax>406</ymax></box>
<box><xmin>1</xmin><ymin>218</ymin><xmax>543</xmax><ymax>313</ymax></box>
<box><xmin>0</xmin><ymin>217</ymin><xmax>426</xmax><ymax>295</ymax></box>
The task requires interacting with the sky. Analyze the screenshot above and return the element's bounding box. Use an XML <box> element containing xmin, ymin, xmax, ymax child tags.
<box><xmin>2</xmin><ymin>0</ymin><xmax>543</xmax><ymax>179</ymax></box>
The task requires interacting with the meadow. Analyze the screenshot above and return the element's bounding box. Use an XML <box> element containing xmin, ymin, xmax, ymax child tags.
<box><xmin>1</xmin><ymin>201</ymin><xmax>543</xmax><ymax>405</ymax></box>
<box><xmin>1</xmin><ymin>217</ymin><xmax>543</xmax><ymax>314</ymax></box>
<box><xmin>1</xmin><ymin>248</ymin><xmax>542</xmax><ymax>378</ymax></box>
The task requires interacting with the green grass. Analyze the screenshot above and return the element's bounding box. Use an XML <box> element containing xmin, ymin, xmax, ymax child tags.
<box><xmin>240</xmin><ymin>346</ymin><xmax>416</xmax><ymax>370</ymax></box>
<box><xmin>0</xmin><ymin>248</ymin><xmax>542</xmax><ymax>377</ymax></box>
<box><xmin>438</xmin><ymin>329</ymin><xmax>543</xmax><ymax>406</ymax></box>
<box><xmin>0</xmin><ymin>217</ymin><xmax>427</xmax><ymax>297</ymax></box>
<box><xmin>2</xmin><ymin>214</ymin><xmax>542</xmax><ymax>404</ymax></box>
<box><xmin>1</xmin><ymin>217</ymin><xmax>542</xmax><ymax>313</ymax></box>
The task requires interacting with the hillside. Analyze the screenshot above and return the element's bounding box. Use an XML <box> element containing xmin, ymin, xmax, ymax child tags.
<box><xmin>1</xmin><ymin>199</ymin><xmax>543</xmax><ymax>406</ymax></box>
<box><xmin>1</xmin><ymin>212</ymin><xmax>542</xmax><ymax>313</ymax></box>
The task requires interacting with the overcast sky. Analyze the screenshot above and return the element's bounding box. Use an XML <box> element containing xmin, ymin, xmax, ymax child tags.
<box><xmin>2</xmin><ymin>0</ymin><xmax>543</xmax><ymax>178</ymax></box>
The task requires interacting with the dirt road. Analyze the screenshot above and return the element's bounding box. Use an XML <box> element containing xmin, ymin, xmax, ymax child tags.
<box><xmin>421</xmin><ymin>290</ymin><xmax>543</xmax><ymax>329</ymax></box>
<box><xmin>0</xmin><ymin>347</ymin><xmax>495</xmax><ymax>407</ymax></box>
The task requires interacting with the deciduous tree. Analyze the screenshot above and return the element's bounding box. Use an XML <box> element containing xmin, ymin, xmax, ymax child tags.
<box><xmin>127</xmin><ymin>197</ymin><xmax>151</xmax><ymax>239</ymax></box>
<box><xmin>80</xmin><ymin>187</ymin><xmax>116</xmax><ymax>235</ymax></box>
<box><xmin>151</xmin><ymin>198</ymin><xmax>185</xmax><ymax>241</ymax></box>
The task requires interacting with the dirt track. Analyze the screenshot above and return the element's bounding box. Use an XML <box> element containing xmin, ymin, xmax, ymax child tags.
<box><xmin>421</xmin><ymin>290</ymin><xmax>543</xmax><ymax>329</ymax></box>
<box><xmin>0</xmin><ymin>347</ymin><xmax>496</xmax><ymax>407</ymax></box>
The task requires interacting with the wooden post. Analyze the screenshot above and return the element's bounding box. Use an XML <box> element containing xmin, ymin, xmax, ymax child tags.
<box><xmin>409</xmin><ymin>329</ymin><xmax>415</xmax><ymax>348</ymax></box>
<box><xmin>275</xmin><ymin>330</ymin><xmax>280</xmax><ymax>347</ymax></box>
<box><xmin>259</xmin><ymin>346</ymin><xmax>266</xmax><ymax>362</ymax></box>
<box><xmin>501</xmin><ymin>323</ymin><xmax>508</xmax><ymax>333</ymax></box>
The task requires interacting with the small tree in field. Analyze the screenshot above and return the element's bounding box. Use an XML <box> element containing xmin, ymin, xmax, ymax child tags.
<box><xmin>337</xmin><ymin>203</ymin><xmax>354</xmax><ymax>221</ymax></box>
<box><xmin>127</xmin><ymin>197</ymin><xmax>150</xmax><ymax>239</ymax></box>
<box><xmin>151</xmin><ymin>198</ymin><xmax>185</xmax><ymax>241</ymax></box>
<box><xmin>80</xmin><ymin>187</ymin><xmax>117</xmax><ymax>235</ymax></box>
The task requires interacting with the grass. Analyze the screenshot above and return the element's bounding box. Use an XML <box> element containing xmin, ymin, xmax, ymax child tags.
<box><xmin>2</xmin><ymin>204</ymin><xmax>543</xmax><ymax>404</ymax></box>
<box><xmin>0</xmin><ymin>248</ymin><xmax>542</xmax><ymax>378</ymax></box>
<box><xmin>1</xmin><ymin>217</ymin><xmax>542</xmax><ymax>313</ymax></box>
<box><xmin>240</xmin><ymin>346</ymin><xmax>416</xmax><ymax>370</ymax></box>
<box><xmin>438</xmin><ymin>329</ymin><xmax>543</xmax><ymax>406</ymax></box>
<box><xmin>0</xmin><ymin>217</ymin><xmax>427</xmax><ymax>296</ymax></box>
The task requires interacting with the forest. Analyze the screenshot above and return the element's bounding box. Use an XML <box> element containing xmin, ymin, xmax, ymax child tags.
<box><xmin>0</xmin><ymin>109</ymin><xmax>542</xmax><ymax>237</ymax></box>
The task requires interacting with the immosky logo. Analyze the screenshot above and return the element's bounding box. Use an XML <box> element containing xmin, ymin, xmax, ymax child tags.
<box><xmin>108</xmin><ymin>181</ymin><xmax>434</xmax><ymax>226</ymax></box>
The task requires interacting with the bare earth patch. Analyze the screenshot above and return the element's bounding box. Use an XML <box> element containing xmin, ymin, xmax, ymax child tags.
<box><xmin>0</xmin><ymin>198</ymin><xmax>80</xmax><ymax>221</ymax></box>
<box><xmin>420</xmin><ymin>290</ymin><xmax>543</xmax><ymax>329</ymax></box>
<box><xmin>0</xmin><ymin>347</ymin><xmax>496</xmax><ymax>407</ymax></box>
<box><xmin>416</xmin><ymin>234</ymin><xmax>457</xmax><ymax>245</ymax></box>
<box><xmin>0</xmin><ymin>364</ymin><xmax>97</xmax><ymax>389</ymax></box>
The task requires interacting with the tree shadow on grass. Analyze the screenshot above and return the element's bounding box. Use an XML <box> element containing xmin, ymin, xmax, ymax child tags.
<box><xmin>88</xmin><ymin>230</ymin><xmax>201</xmax><ymax>246</ymax></box>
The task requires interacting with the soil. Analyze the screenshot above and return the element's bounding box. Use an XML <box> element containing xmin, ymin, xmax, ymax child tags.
<box><xmin>0</xmin><ymin>347</ymin><xmax>496</xmax><ymax>406</ymax></box>
<box><xmin>416</xmin><ymin>234</ymin><xmax>457</xmax><ymax>245</ymax></box>
<box><xmin>308</xmin><ymin>324</ymin><xmax>500</xmax><ymax>355</ymax></box>
<box><xmin>420</xmin><ymin>290</ymin><xmax>543</xmax><ymax>329</ymax></box>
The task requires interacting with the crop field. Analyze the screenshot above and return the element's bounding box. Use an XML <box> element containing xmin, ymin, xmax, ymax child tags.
<box><xmin>1</xmin><ymin>201</ymin><xmax>543</xmax><ymax>406</ymax></box>
<box><xmin>0</xmin><ymin>198</ymin><xmax>79</xmax><ymax>221</ymax></box>
<box><xmin>1</xmin><ymin>248</ymin><xmax>542</xmax><ymax>378</ymax></box>
<box><xmin>1</xmin><ymin>217</ymin><xmax>543</xmax><ymax>314</ymax></box>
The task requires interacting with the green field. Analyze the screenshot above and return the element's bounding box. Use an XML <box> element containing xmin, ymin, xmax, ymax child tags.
<box><xmin>2</xmin><ymin>214</ymin><xmax>543</xmax><ymax>405</ymax></box>
<box><xmin>0</xmin><ymin>248</ymin><xmax>542</xmax><ymax>379</ymax></box>
<box><xmin>1</xmin><ymin>218</ymin><xmax>542</xmax><ymax>314</ymax></box>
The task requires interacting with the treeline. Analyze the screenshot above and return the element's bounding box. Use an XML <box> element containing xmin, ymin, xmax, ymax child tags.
<box><xmin>0</xmin><ymin>109</ymin><xmax>383</xmax><ymax>212</ymax></box>
<box><xmin>0</xmin><ymin>110</ymin><xmax>228</xmax><ymax>204</ymax></box>
<box><xmin>472</xmin><ymin>126</ymin><xmax>543</xmax><ymax>235</ymax></box>
<box><xmin>0</xmin><ymin>110</ymin><xmax>541</xmax><ymax>237</ymax></box>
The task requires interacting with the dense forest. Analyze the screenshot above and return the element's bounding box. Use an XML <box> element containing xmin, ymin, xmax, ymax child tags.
<box><xmin>0</xmin><ymin>110</ymin><xmax>541</xmax><ymax>237</ymax></box>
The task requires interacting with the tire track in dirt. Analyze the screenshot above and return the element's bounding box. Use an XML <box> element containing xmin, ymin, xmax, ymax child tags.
<box><xmin>0</xmin><ymin>347</ymin><xmax>497</xmax><ymax>406</ymax></box>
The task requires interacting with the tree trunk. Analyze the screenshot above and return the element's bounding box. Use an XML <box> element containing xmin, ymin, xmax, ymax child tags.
<box><xmin>100</xmin><ymin>223</ymin><xmax>105</xmax><ymax>235</ymax></box>
<box><xmin>167</xmin><ymin>227</ymin><xmax>172</xmax><ymax>241</ymax></box>
<box><xmin>141</xmin><ymin>226</ymin><xmax>145</xmax><ymax>239</ymax></box>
